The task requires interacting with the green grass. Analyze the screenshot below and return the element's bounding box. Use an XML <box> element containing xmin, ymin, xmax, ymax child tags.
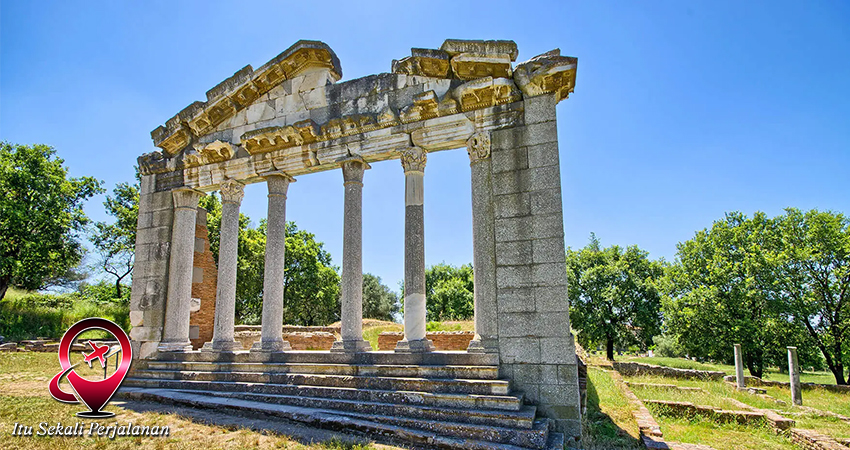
<box><xmin>0</xmin><ymin>296</ymin><xmax>130</xmax><ymax>341</ymax></box>
<box><xmin>583</xmin><ymin>367</ymin><xmax>642</xmax><ymax>449</ymax></box>
<box><xmin>361</xmin><ymin>322</ymin><xmax>403</xmax><ymax>350</ymax></box>
<box><xmin>653</xmin><ymin>414</ymin><xmax>797</xmax><ymax>450</ymax></box>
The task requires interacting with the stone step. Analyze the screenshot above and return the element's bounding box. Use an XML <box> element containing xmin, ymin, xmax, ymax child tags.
<box><xmin>183</xmin><ymin>388</ymin><xmax>537</xmax><ymax>429</ymax></box>
<box><xmin>123</xmin><ymin>377</ymin><xmax>524</xmax><ymax>411</ymax></box>
<box><xmin>151</xmin><ymin>350</ymin><xmax>499</xmax><ymax>367</ymax></box>
<box><xmin>132</xmin><ymin>369</ymin><xmax>509</xmax><ymax>395</ymax></box>
<box><xmin>118</xmin><ymin>387</ymin><xmax>556</xmax><ymax>449</ymax></box>
<box><xmin>144</xmin><ymin>361</ymin><xmax>500</xmax><ymax>380</ymax></box>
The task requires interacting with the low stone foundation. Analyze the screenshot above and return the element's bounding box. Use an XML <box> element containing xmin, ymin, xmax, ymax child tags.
<box><xmin>723</xmin><ymin>375</ymin><xmax>850</xmax><ymax>394</ymax></box>
<box><xmin>234</xmin><ymin>331</ymin><xmax>337</xmax><ymax>350</ymax></box>
<box><xmin>377</xmin><ymin>331</ymin><xmax>474</xmax><ymax>351</ymax></box>
<box><xmin>790</xmin><ymin>428</ymin><xmax>849</xmax><ymax>450</ymax></box>
<box><xmin>613</xmin><ymin>361</ymin><xmax>725</xmax><ymax>380</ymax></box>
<box><xmin>235</xmin><ymin>325</ymin><xmax>341</xmax><ymax>334</ymax></box>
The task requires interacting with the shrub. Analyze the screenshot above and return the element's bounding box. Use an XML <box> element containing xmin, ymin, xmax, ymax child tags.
<box><xmin>0</xmin><ymin>291</ymin><xmax>129</xmax><ymax>341</ymax></box>
<box><xmin>652</xmin><ymin>333</ymin><xmax>687</xmax><ymax>358</ymax></box>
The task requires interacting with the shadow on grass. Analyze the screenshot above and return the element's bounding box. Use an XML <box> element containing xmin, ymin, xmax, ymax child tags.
<box><xmin>582</xmin><ymin>370</ymin><xmax>643</xmax><ymax>450</ymax></box>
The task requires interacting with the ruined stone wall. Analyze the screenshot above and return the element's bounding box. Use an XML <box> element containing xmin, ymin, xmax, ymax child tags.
<box><xmin>491</xmin><ymin>93</ymin><xmax>581</xmax><ymax>438</ymax></box>
<box><xmin>378</xmin><ymin>331</ymin><xmax>474</xmax><ymax>351</ymax></box>
<box><xmin>234</xmin><ymin>331</ymin><xmax>336</xmax><ymax>350</ymax></box>
<box><xmin>614</xmin><ymin>361</ymin><xmax>725</xmax><ymax>380</ymax></box>
<box><xmin>189</xmin><ymin>209</ymin><xmax>217</xmax><ymax>349</ymax></box>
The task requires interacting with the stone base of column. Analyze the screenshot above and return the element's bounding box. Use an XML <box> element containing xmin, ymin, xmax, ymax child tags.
<box><xmin>250</xmin><ymin>339</ymin><xmax>291</xmax><ymax>352</ymax></box>
<box><xmin>157</xmin><ymin>341</ymin><xmax>193</xmax><ymax>352</ymax></box>
<box><xmin>330</xmin><ymin>339</ymin><xmax>372</xmax><ymax>353</ymax></box>
<box><xmin>394</xmin><ymin>338</ymin><xmax>435</xmax><ymax>353</ymax></box>
<box><xmin>467</xmin><ymin>336</ymin><xmax>499</xmax><ymax>354</ymax></box>
<box><xmin>201</xmin><ymin>340</ymin><xmax>243</xmax><ymax>353</ymax></box>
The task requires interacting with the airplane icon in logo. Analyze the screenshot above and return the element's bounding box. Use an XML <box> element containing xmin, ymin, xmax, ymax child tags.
<box><xmin>82</xmin><ymin>341</ymin><xmax>110</xmax><ymax>368</ymax></box>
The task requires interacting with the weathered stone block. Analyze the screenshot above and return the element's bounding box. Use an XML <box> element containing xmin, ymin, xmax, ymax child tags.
<box><xmin>495</xmin><ymin>216</ymin><xmax>532</xmax><ymax>242</ymax></box>
<box><xmin>541</xmin><ymin>337</ymin><xmax>577</xmax><ymax>364</ymax></box>
<box><xmin>494</xmin><ymin>192</ymin><xmax>530</xmax><ymax>218</ymax></box>
<box><xmin>491</xmin><ymin>145</ymin><xmax>528</xmax><ymax>173</ymax></box>
<box><xmin>527</xmin><ymin>142</ymin><xmax>560</xmax><ymax>168</ymax></box>
<box><xmin>535</xmin><ymin>285</ymin><xmax>569</xmax><ymax>312</ymax></box>
<box><xmin>558</xmin><ymin>364</ymin><xmax>580</xmax><ymax>385</ymax></box>
<box><xmin>514</xmin><ymin>363</ymin><xmax>542</xmax><ymax>383</ymax></box>
<box><xmin>539</xmin><ymin>383</ymin><xmax>581</xmax><ymax>407</ymax></box>
<box><xmin>192</xmin><ymin>267</ymin><xmax>204</xmax><ymax>284</ymax></box>
<box><xmin>495</xmin><ymin>240</ymin><xmax>533</xmax><ymax>266</ymax></box>
<box><xmin>492</xmin><ymin>169</ymin><xmax>529</xmax><ymax>196</ymax></box>
<box><xmin>523</xmin><ymin>93</ymin><xmax>557</xmax><ymax>125</ymax></box>
<box><xmin>497</xmin><ymin>287</ymin><xmax>536</xmax><ymax>313</ymax></box>
<box><xmin>500</xmin><ymin>337</ymin><xmax>541</xmax><ymax>364</ymax></box>
<box><xmin>529</xmin><ymin>188</ymin><xmax>563</xmax><ymax>214</ymax></box>
<box><xmin>527</xmin><ymin>165</ymin><xmax>560</xmax><ymax>191</ymax></box>
<box><xmin>496</xmin><ymin>265</ymin><xmax>534</xmax><ymax>289</ymax></box>
<box><xmin>137</xmin><ymin>226</ymin><xmax>172</xmax><ymax>245</ymax></box>
<box><xmin>521</xmin><ymin>122</ymin><xmax>559</xmax><ymax>147</ymax></box>
<box><xmin>532</xmin><ymin>237</ymin><xmax>567</xmax><ymax>264</ymax></box>
<box><xmin>532</xmin><ymin>213</ymin><xmax>565</xmax><ymax>239</ymax></box>
<box><xmin>540</xmin><ymin>364</ymin><xmax>559</xmax><ymax>384</ymax></box>
<box><xmin>532</xmin><ymin>262</ymin><xmax>568</xmax><ymax>286</ymax></box>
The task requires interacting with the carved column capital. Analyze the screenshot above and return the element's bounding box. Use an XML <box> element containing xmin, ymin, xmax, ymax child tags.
<box><xmin>171</xmin><ymin>188</ymin><xmax>204</xmax><ymax>210</ymax></box>
<box><xmin>219</xmin><ymin>179</ymin><xmax>245</xmax><ymax>204</ymax></box>
<box><xmin>263</xmin><ymin>172</ymin><xmax>295</xmax><ymax>197</ymax></box>
<box><xmin>341</xmin><ymin>157</ymin><xmax>371</xmax><ymax>186</ymax></box>
<box><xmin>466</xmin><ymin>132</ymin><xmax>491</xmax><ymax>165</ymax></box>
<box><xmin>400</xmin><ymin>147</ymin><xmax>427</xmax><ymax>173</ymax></box>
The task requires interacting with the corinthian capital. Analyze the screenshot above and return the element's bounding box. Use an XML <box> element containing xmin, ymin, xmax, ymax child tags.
<box><xmin>400</xmin><ymin>147</ymin><xmax>427</xmax><ymax>173</ymax></box>
<box><xmin>219</xmin><ymin>179</ymin><xmax>245</xmax><ymax>204</ymax></box>
<box><xmin>466</xmin><ymin>132</ymin><xmax>491</xmax><ymax>165</ymax></box>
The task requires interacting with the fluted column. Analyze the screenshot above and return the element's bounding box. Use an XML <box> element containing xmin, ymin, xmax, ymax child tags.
<box><xmin>332</xmin><ymin>158</ymin><xmax>372</xmax><ymax>352</ymax></box>
<box><xmin>159</xmin><ymin>187</ymin><xmax>204</xmax><ymax>352</ymax></box>
<box><xmin>466</xmin><ymin>132</ymin><xmax>499</xmax><ymax>353</ymax></box>
<box><xmin>396</xmin><ymin>147</ymin><xmax>434</xmax><ymax>353</ymax></box>
<box><xmin>203</xmin><ymin>179</ymin><xmax>244</xmax><ymax>352</ymax></box>
<box><xmin>252</xmin><ymin>173</ymin><xmax>294</xmax><ymax>352</ymax></box>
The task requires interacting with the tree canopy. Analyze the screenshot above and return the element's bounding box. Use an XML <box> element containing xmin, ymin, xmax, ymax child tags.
<box><xmin>0</xmin><ymin>143</ymin><xmax>102</xmax><ymax>300</ymax></box>
<box><xmin>567</xmin><ymin>234</ymin><xmax>664</xmax><ymax>360</ymax></box>
<box><xmin>91</xmin><ymin>171</ymin><xmax>139</xmax><ymax>297</ymax></box>
<box><xmin>362</xmin><ymin>273</ymin><xmax>399</xmax><ymax>322</ymax></box>
<box><xmin>424</xmin><ymin>263</ymin><xmax>474</xmax><ymax>321</ymax></box>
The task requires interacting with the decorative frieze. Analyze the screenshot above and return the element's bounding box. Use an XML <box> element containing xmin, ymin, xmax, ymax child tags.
<box><xmin>400</xmin><ymin>91</ymin><xmax>440</xmax><ymax>123</ymax></box>
<box><xmin>138</xmin><ymin>151</ymin><xmax>170</xmax><ymax>175</ymax></box>
<box><xmin>392</xmin><ymin>48</ymin><xmax>451</xmax><ymax>78</ymax></box>
<box><xmin>513</xmin><ymin>49</ymin><xmax>578</xmax><ymax>102</ymax></box>
<box><xmin>453</xmin><ymin>77</ymin><xmax>522</xmax><ymax>111</ymax></box>
<box><xmin>450</xmin><ymin>53</ymin><xmax>513</xmax><ymax>81</ymax></box>
<box><xmin>184</xmin><ymin>140</ymin><xmax>234</xmax><ymax>168</ymax></box>
<box><xmin>441</xmin><ymin>39</ymin><xmax>519</xmax><ymax>62</ymax></box>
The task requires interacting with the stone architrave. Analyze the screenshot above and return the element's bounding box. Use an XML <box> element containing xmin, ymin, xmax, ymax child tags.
<box><xmin>395</xmin><ymin>147</ymin><xmax>434</xmax><ymax>353</ymax></box>
<box><xmin>466</xmin><ymin>132</ymin><xmax>498</xmax><ymax>354</ymax></box>
<box><xmin>159</xmin><ymin>188</ymin><xmax>204</xmax><ymax>352</ymax></box>
<box><xmin>788</xmin><ymin>346</ymin><xmax>802</xmax><ymax>405</ymax></box>
<box><xmin>332</xmin><ymin>158</ymin><xmax>372</xmax><ymax>353</ymax></box>
<box><xmin>734</xmin><ymin>343</ymin><xmax>745</xmax><ymax>389</ymax></box>
<box><xmin>252</xmin><ymin>173</ymin><xmax>294</xmax><ymax>353</ymax></box>
<box><xmin>202</xmin><ymin>179</ymin><xmax>244</xmax><ymax>352</ymax></box>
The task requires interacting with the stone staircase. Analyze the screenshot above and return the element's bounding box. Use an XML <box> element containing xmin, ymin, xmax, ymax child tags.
<box><xmin>119</xmin><ymin>351</ymin><xmax>566</xmax><ymax>450</ymax></box>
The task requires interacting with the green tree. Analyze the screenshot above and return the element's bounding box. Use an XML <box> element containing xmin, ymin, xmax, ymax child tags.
<box><xmin>773</xmin><ymin>208</ymin><xmax>849</xmax><ymax>384</ymax></box>
<box><xmin>661</xmin><ymin>212</ymin><xmax>820</xmax><ymax>378</ymax></box>
<box><xmin>424</xmin><ymin>263</ymin><xmax>474</xmax><ymax>321</ymax></box>
<box><xmin>362</xmin><ymin>273</ymin><xmax>399</xmax><ymax>322</ymax></box>
<box><xmin>0</xmin><ymin>143</ymin><xmax>102</xmax><ymax>299</ymax></box>
<box><xmin>567</xmin><ymin>234</ymin><xmax>664</xmax><ymax>361</ymax></box>
<box><xmin>91</xmin><ymin>172</ymin><xmax>139</xmax><ymax>297</ymax></box>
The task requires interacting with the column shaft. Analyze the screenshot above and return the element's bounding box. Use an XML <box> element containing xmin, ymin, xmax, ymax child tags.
<box><xmin>253</xmin><ymin>174</ymin><xmax>293</xmax><ymax>352</ymax></box>
<box><xmin>396</xmin><ymin>148</ymin><xmax>433</xmax><ymax>353</ymax></box>
<box><xmin>788</xmin><ymin>346</ymin><xmax>802</xmax><ymax>405</ymax></box>
<box><xmin>203</xmin><ymin>180</ymin><xmax>244</xmax><ymax>352</ymax></box>
<box><xmin>734</xmin><ymin>343</ymin><xmax>745</xmax><ymax>389</ymax></box>
<box><xmin>159</xmin><ymin>188</ymin><xmax>203</xmax><ymax>352</ymax></box>
<box><xmin>466</xmin><ymin>133</ymin><xmax>499</xmax><ymax>353</ymax></box>
<box><xmin>333</xmin><ymin>159</ymin><xmax>371</xmax><ymax>352</ymax></box>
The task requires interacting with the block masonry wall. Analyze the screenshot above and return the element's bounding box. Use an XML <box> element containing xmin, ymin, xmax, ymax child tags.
<box><xmin>491</xmin><ymin>94</ymin><xmax>581</xmax><ymax>437</ymax></box>
<box><xmin>378</xmin><ymin>331</ymin><xmax>475</xmax><ymax>350</ymax></box>
<box><xmin>189</xmin><ymin>209</ymin><xmax>217</xmax><ymax>349</ymax></box>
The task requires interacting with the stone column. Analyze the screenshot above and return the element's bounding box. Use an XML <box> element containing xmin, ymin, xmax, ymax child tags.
<box><xmin>466</xmin><ymin>132</ymin><xmax>499</xmax><ymax>354</ymax></box>
<box><xmin>252</xmin><ymin>173</ymin><xmax>294</xmax><ymax>352</ymax></box>
<box><xmin>159</xmin><ymin>188</ymin><xmax>204</xmax><ymax>352</ymax></box>
<box><xmin>395</xmin><ymin>147</ymin><xmax>434</xmax><ymax>353</ymax></box>
<box><xmin>734</xmin><ymin>343</ymin><xmax>745</xmax><ymax>389</ymax></box>
<box><xmin>332</xmin><ymin>158</ymin><xmax>372</xmax><ymax>352</ymax></box>
<box><xmin>202</xmin><ymin>180</ymin><xmax>244</xmax><ymax>352</ymax></box>
<box><xmin>788</xmin><ymin>346</ymin><xmax>802</xmax><ymax>405</ymax></box>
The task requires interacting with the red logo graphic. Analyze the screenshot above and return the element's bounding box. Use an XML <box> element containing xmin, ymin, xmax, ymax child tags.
<box><xmin>48</xmin><ymin>318</ymin><xmax>133</xmax><ymax>418</ymax></box>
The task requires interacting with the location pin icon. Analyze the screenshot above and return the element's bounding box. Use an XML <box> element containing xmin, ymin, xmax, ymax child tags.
<box><xmin>48</xmin><ymin>318</ymin><xmax>133</xmax><ymax>418</ymax></box>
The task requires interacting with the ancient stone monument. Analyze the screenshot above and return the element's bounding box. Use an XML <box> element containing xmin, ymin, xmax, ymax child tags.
<box><xmin>126</xmin><ymin>39</ymin><xmax>580</xmax><ymax>449</ymax></box>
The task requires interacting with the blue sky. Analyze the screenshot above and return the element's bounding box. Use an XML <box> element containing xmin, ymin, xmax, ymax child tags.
<box><xmin>2</xmin><ymin>1</ymin><xmax>849</xmax><ymax>292</ymax></box>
